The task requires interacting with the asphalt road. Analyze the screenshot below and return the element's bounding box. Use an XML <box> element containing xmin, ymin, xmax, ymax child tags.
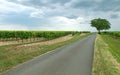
<box><xmin>1</xmin><ymin>34</ymin><xmax>96</xmax><ymax>75</ymax></box>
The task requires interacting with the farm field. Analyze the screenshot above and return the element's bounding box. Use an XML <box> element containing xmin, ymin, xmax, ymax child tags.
<box><xmin>92</xmin><ymin>32</ymin><xmax>120</xmax><ymax>75</ymax></box>
<box><xmin>104</xmin><ymin>31</ymin><xmax>120</xmax><ymax>37</ymax></box>
<box><xmin>0</xmin><ymin>31</ymin><xmax>79</xmax><ymax>47</ymax></box>
<box><xmin>0</xmin><ymin>31</ymin><xmax>78</xmax><ymax>43</ymax></box>
<box><xmin>102</xmin><ymin>32</ymin><xmax>120</xmax><ymax>62</ymax></box>
<box><xmin>0</xmin><ymin>31</ymin><xmax>90</xmax><ymax>73</ymax></box>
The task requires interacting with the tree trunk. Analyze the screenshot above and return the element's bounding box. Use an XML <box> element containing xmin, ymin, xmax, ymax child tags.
<box><xmin>98</xmin><ymin>30</ymin><xmax>101</xmax><ymax>34</ymax></box>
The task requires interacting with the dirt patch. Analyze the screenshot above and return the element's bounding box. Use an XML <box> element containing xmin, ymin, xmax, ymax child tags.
<box><xmin>80</xmin><ymin>33</ymin><xmax>87</xmax><ymax>36</ymax></box>
<box><xmin>8</xmin><ymin>34</ymin><xmax>73</xmax><ymax>50</ymax></box>
<box><xmin>0</xmin><ymin>38</ymin><xmax>44</xmax><ymax>46</ymax></box>
<box><xmin>0</xmin><ymin>41</ymin><xmax>17</xmax><ymax>46</ymax></box>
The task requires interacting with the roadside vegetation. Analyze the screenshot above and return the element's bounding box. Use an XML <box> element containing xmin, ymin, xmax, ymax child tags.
<box><xmin>103</xmin><ymin>31</ymin><xmax>120</xmax><ymax>37</ymax></box>
<box><xmin>101</xmin><ymin>32</ymin><xmax>120</xmax><ymax>63</ymax></box>
<box><xmin>0</xmin><ymin>32</ymin><xmax>90</xmax><ymax>73</ymax></box>
<box><xmin>92</xmin><ymin>34</ymin><xmax>120</xmax><ymax>75</ymax></box>
<box><xmin>0</xmin><ymin>31</ymin><xmax>77</xmax><ymax>42</ymax></box>
<box><xmin>0</xmin><ymin>31</ymin><xmax>89</xmax><ymax>46</ymax></box>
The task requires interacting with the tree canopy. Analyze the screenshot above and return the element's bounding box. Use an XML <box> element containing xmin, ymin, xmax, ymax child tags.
<box><xmin>91</xmin><ymin>18</ymin><xmax>111</xmax><ymax>34</ymax></box>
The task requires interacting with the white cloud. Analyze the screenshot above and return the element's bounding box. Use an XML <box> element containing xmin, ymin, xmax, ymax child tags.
<box><xmin>17</xmin><ymin>0</ymin><xmax>29</xmax><ymax>2</ymax></box>
<box><xmin>53</xmin><ymin>16</ymin><xmax>79</xmax><ymax>25</ymax></box>
<box><xmin>51</xmin><ymin>16</ymin><xmax>96</xmax><ymax>31</ymax></box>
<box><xmin>30</xmin><ymin>9</ymin><xmax>45</xmax><ymax>18</ymax></box>
<box><xmin>34</xmin><ymin>16</ymin><xmax>94</xmax><ymax>31</ymax></box>
<box><xmin>0</xmin><ymin>24</ymin><xmax>29</xmax><ymax>30</ymax></box>
<box><xmin>0</xmin><ymin>0</ymin><xmax>36</xmax><ymax>14</ymax></box>
<box><xmin>52</xmin><ymin>16</ymin><xmax>88</xmax><ymax>27</ymax></box>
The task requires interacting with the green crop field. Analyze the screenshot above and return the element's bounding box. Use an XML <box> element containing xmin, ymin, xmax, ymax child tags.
<box><xmin>103</xmin><ymin>31</ymin><xmax>120</xmax><ymax>37</ymax></box>
<box><xmin>0</xmin><ymin>31</ymin><xmax>79</xmax><ymax>42</ymax></box>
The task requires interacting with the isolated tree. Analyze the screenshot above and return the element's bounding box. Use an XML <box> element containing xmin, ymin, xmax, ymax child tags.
<box><xmin>91</xmin><ymin>18</ymin><xmax>111</xmax><ymax>34</ymax></box>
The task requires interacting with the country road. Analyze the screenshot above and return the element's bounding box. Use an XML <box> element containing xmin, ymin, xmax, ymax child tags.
<box><xmin>1</xmin><ymin>34</ymin><xmax>96</xmax><ymax>75</ymax></box>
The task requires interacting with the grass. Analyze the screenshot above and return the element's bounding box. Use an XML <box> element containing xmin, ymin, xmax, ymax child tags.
<box><xmin>92</xmin><ymin>34</ymin><xmax>120</xmax><ymax>75</ymax></box>
<box><xmin>101</xmin><ymin>34</ymin><xmax>120</xmax><ymax>63</ymax></box>
<box><xmin>0</xmin><ymin>33</ymin><xmax>90</xmax><ymax>73</ymax></box>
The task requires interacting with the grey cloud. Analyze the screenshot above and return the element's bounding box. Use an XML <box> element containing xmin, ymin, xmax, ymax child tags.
<box><xmin>49</xmin><ymin>0</ymin><xmax>71</xmax><ymax>5</ymax></box>
<box><xmin>70</xmin><ymin>0</ymin><xmax>120</xmax><ymax>12</ymax></box>
<box><xmin>7</xmin><ymin>0</ymin><xmax>71</xmax><ymax>8</ymax></box>
<box><xmin>95</xmin><ymin>0</ymin><xmax>120</xmax><ymax>12</ymax></box>
<box><xmin>7</xmin><ymin>0</ymin><xmax>120</xmax><ymax>12</ymax></box>
<box><xmin>71</xmin><ymin>0</ymin><xmax>96</xmax><ymax>9</ymax></box>
<box><xmin>7</xmin><ymin>0</ymin><xmax>51</xmax><ymax>8</ymax></box>
<box><xmin>110</xmin><ymin>14</ymin><xmax>119</xmax><ymax>19</ymax></box>
<box><xmin>66</xmin><ymin>15</ymin><xmax>78</xmax><ymax>19</ymax></box>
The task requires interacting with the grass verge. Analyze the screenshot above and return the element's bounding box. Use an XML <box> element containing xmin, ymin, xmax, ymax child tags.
<box><xmin>92</xmin><ymin>34</ymin><xmax>120</xmax><ymax>75</ymax></box>
<box><xmin>101</xmin><ymin>34</ymin><xmax>120</xmax><ymax>63</ymax></box>
<box><xmin>0</xmin><ymin>33</ymin><xmax>90</xmax><ymax>73</ymax></box>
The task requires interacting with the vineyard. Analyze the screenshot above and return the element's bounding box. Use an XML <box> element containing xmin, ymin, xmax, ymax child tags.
<box><xmin>103</xmin><ymin>32</ymin><xmax>120</xmax><ymax>37</ymax></box>
<box><xmin>0</xmin><ymin>31</ymin><xmax>83</xmax><ymax>43</ymax></box>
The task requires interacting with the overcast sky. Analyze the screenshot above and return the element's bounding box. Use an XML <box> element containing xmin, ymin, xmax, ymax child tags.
<box><xmin>0</xmin><ymin>0</ymin><xmax>120</xmax><ymax>31</ymax></box>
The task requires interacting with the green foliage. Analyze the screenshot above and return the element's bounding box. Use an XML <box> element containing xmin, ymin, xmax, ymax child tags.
<box><xmin>101</xmin><ymin>34</ymin><xmax>120</xmax><ymax>62</ymax></box>
<box><xmin>93</xmin><ymin>35</ymin><xmax>120</xmax><ymax>75</ymax></box>
<box><xmin>0</xmin><ymin>31</ymin><xmax>81</xmax><ymax>41</ymax></box>
<box><xmin>91</xmin><ymin>18</ymin><xmax>111</xmax><ymax>34</ymax></box>
<box><xmin>103</xmin><ymin>32</ymin><xmax>120</xmax><ymax>37</ymax></box>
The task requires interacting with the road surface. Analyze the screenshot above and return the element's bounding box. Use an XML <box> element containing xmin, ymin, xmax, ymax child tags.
<box><xmin>1</xmin><ymin>34</ymin><xmax>96</xmax><ymax>75</ymax></box>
